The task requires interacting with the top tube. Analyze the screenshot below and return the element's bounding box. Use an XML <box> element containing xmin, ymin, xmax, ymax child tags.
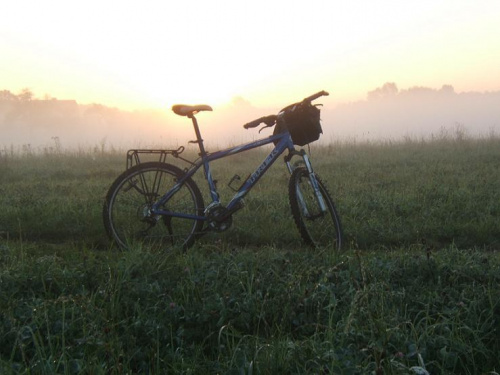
<box><xmin>203</xmin><ymin>131</ymin><xmax>293</xmax><ymax>162</ymax></box>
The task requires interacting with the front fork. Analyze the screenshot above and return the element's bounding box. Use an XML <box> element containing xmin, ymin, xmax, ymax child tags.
<box><xmin>285</xmin><ymin>150</ymin><xmax>328</xmax><ymax>214</ymax></box>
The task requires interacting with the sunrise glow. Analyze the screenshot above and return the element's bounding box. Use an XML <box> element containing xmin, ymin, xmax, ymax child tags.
<box><xmin>2</xmin><ymin>0</ymin><xmax>500</xmax><ymax>110</ymax></box>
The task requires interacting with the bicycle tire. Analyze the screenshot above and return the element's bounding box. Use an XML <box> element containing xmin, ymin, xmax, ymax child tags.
<box><xmin>103</xmin><ymin>162</ymin><xmax>205</xmax><ymax>251</ymax></box>
<box><xmin>288</xmin><ymin>167</ymin><xmax>342</xmax><ymax>251</ymax></box>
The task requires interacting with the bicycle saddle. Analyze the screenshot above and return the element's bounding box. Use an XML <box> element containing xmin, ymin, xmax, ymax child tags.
<box><xmin>172</xmin><ymin>104</ymin><xmax>213</xmax><ymax>117</ymax></box>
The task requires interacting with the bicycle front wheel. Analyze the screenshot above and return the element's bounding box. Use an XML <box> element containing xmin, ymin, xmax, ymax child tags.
<box><xmin>103</xmin><ymin>162</ymin><xmax>205</xmax><ymax>251</ymax></box>
<box><xmin>289</xmin><ymin>167</ymin><xmax>342</xmax><ymax>251</ymax></box>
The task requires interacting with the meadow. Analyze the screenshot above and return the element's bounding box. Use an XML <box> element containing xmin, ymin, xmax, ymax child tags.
<box><xmin>0</xmin><ymin>135</ymin><xmax>499</xmax><ymax>374</ymax></box>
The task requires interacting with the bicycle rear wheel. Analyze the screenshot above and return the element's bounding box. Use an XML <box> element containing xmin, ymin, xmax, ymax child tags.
<box><xmin>103</xmin><ymin>162</ymin><xmax>205</xmax><ymax>251</ymax></box>
<box><xmin>289</xmin><ymin>167</ymin><xmax>342</xmax><ymax>251</ymax></box>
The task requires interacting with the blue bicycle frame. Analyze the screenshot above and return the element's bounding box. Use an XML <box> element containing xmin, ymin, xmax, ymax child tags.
<box><xmin>149</xmin><ymin>103</ymin><xmax>328</xmax><ymax>224</ymax></box>
<box><xmin>150</xmin><ymin>131</ymin><xmax>294</xmax><ymax>220</ymax></box>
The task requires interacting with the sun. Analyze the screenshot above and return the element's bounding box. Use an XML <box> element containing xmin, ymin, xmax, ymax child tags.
<box><xmin>113</xmin><ymin>67</ymin><xmax>237</xmax><ymax>110</ymax></box>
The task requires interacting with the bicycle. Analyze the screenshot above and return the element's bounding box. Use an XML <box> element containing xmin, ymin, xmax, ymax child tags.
<box><xmin>103</xmin><ymin>90</ymin><xmax>342</xmax><ymax>251</ymax></box>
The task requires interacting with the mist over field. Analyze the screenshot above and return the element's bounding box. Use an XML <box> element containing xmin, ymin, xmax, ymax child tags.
<box><xmin>329</xmin><ymin>83</ymin><xmax>500</xmax><ymax>141</ymax></box>
<box><xmin>1</xmin><ymin>83</ymin><xmax>499</xmax><ymax>151</ymax></box>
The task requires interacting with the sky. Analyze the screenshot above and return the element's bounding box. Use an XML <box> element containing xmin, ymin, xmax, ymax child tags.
<box><xmin>2</xmin><ymin>0</ymin><xmax>500</xmax><ymax>111</ymax></box>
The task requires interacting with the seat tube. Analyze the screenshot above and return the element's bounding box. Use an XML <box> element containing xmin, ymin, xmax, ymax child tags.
<box><xmin>190</xmin><ymin>114</ymin><xmax>219</xmax><ymax>202</ymax></box>
<box><xmin>190</xmin><ymin>114</ymin><xmax>207</xmax><ymax>156</ymax></box>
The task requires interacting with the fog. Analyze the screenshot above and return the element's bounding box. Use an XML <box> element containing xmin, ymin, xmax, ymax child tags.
<box><xmin>1</xmin><ymin>84</ymin><xmax>499</xmax><ymax>152</ymax></box>
<box><xmin>326</xmin><ymin>83</ymin><xmax>500</xmax><ymax>142</ymax></box>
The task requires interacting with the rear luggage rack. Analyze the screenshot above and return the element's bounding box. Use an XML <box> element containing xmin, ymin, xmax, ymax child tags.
<box><xmin>126</xmin><ymin>146</ymin><xmax>194</xmax><ymax>169</ymax></box>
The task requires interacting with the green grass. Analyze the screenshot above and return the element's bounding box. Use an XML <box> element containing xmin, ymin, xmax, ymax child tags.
<box><xmin>0</xmin><ymin>137</ymin><xmax>499</xmax><ymax>374</ymax></box>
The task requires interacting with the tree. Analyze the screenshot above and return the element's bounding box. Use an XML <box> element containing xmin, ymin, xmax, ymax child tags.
<box><xmin>0</xmin><ymin>90</ymin><xmax>18</xmax><ymax>101</ymax></box>
<box><xmin>18</xmin><ymin>88</ymin><xmax>34</xmax><ymax>101</ymax></box>
<box><xmin>439</xmin><ymin>85</ymin><xmax>455</xmax><ymax>94</ymax></box>
<box><xmin>367</xmin><ymin>82</ymin><xmax>399</xmax><ymax>101</ymax></box>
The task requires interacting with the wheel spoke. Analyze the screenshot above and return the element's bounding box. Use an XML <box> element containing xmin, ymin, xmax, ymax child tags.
<box><xmin>289</xmin><ymin>167</ymin><xmax>342</xmax><ymax>251</ymax></box>
<box><xmin>103</xmin><ymin>163</ymin><xmax>204</xmax><ymax>251</ymax></box>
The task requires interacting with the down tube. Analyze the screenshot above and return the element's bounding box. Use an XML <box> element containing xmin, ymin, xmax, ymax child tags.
<box><xmin>226</xmin><ymin>136</ymin><xmax>291</xmax><ymax>210</ymax></box>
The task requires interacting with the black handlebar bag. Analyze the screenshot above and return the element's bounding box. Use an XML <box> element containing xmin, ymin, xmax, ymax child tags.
<box><xmin>274</xmin><ymin>102</ymin><xmax>323</xmax><ymax>146</ymax></box>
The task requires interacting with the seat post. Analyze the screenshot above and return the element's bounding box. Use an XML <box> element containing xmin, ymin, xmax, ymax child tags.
<box><xmin>189</xmin><ymin>114</ymin><xmax>208</xmax><ymax>157</ymax></box>
<box><xmin>189</xmin><ymin>113</ymin><xmax>219</xmax><ymax>201</ymax></box>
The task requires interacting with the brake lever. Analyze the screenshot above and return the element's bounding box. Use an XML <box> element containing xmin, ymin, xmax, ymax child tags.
<box><xmin>258</xmin><ymin>124</ymin><xmax>273</xmax><ymax>133</ymax></box>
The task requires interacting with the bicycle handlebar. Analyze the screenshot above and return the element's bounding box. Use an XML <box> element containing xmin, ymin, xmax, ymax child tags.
<box><xmin>243</xmin><ymin>90</ymin><xmax>329</xmax><ymax>130</ymax></box>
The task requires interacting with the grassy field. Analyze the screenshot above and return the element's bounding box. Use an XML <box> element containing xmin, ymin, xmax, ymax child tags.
<box><xmin>0</xmin><ymin>136</ymin><xmax>499</xmax><ymax>374</ymax></box>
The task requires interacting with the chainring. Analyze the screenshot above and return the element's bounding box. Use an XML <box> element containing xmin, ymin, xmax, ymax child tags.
<box><xmin>206</xmin><ymin>205</ymin><xmax>232</xmax><ymax>232</ymax></box>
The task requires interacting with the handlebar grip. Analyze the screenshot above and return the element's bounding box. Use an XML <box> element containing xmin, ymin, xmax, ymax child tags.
<box><xmin>243</xmin><ymin>115</ymin><xmax>277</xmax><ymax>129</ymax></box>
<box><xmin>302</xmin><ymin>90</ymin><xmax>329</xmax><ymax>103</ymax></box>
<box><xmin>243</xmin><ymin>117</ymin><xmax>263</xmax><ymax>129</ymax></box>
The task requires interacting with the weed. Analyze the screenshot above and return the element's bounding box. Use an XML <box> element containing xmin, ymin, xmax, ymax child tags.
<box><xmin>1</xmin><ymin>137</ymin><xmax>499</xmax><ymax>373</ymax></box>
